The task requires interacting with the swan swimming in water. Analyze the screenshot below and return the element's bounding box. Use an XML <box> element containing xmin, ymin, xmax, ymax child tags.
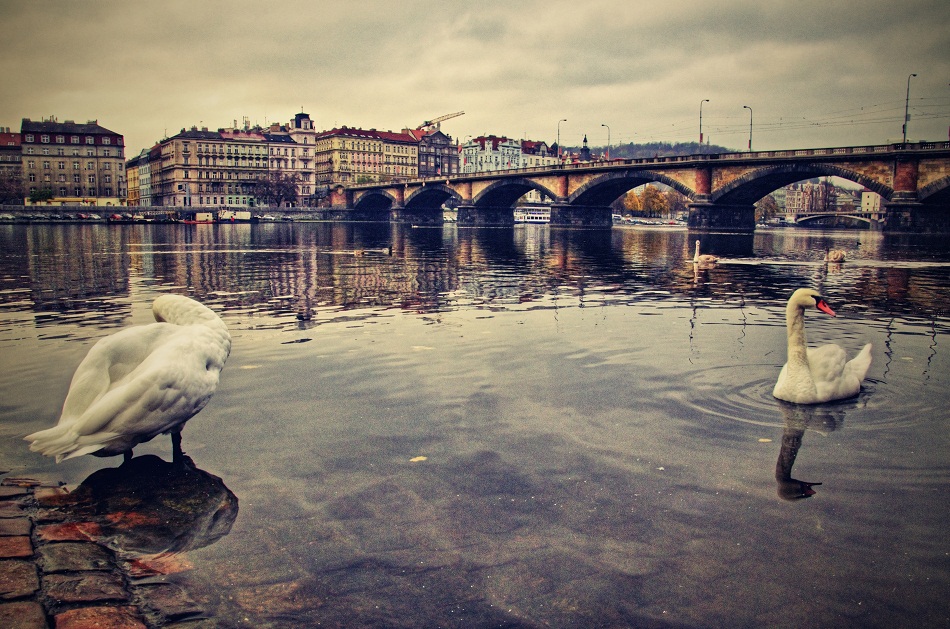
<box><xmin>693</xmin><ymin>240</ymin><xmax>718</xmax><ymax>265</ymax></box>
<box><xmin>824</xmin><ymin>249</ymin><xmax>846</xmax><ymax>263</ymax></box>
<box><xmin>25</xmin><ymin>294</ymin><xmax>231</xmax><ymax>462</ymax></box>
<box><xmin>772</xmin><ymin>288</ymin><xmax>872</xmax><ymax>404</ymax></box>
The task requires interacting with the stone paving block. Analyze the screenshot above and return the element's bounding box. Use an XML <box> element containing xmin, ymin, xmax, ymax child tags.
<box><xmin>44</xmin><ymin>571</ymin><xmax>128</xmax><ymax>604</ymax></box>
<box><xmin>0</xmin><ymin>600</ymin><xmax>48</xmax><ymax>629</ymax></box>
<box><xmin>39</xmin><ymin>542</ymin><xmax>113</xmax><ymax>572</ymax></box>
<box><xmin>0</xmin><ymin>559</ymin><xmax>39</xmax><ymax>600</ymax></box>
<box><xmin>0</xmin><ymin>518</ymin><xmax>31</xmax><ymax>537</ymax></box>
<box><xmin>0</xmin><ymin>486</ymin><xmax>29</xmax><ymax>499</ymax></box>
<box><xmin>0</xmin><ymin>502</ymin><xmax>25</xmax><ymax>519</ymax></box>
<box><xmin>138</xmin><ymin>582</ymin><xmax>204</xmax><ymax>622</ymax></box>
<box><xmin>35</xmin><ymin>522</ymin><xmax>103</xmax><ymax>543</ymax></box>
<box><xmin>55</xmin><ymin>605</ymin><xmax>146</xmax><ymax>629</ymax></box>
<box><xmin>0</xmin><ymin>536</ymin><xmax>33</xmax><ymax>559</ymax></box>
<box><xmin>1</xmin><ymin>478</ymin><xmax>43</xmax><ymax>488</ymax></box>
<box><xmin>33</xmin><ymin>487</ymin><xmax>69</xmax><ymax>507</ymax></box>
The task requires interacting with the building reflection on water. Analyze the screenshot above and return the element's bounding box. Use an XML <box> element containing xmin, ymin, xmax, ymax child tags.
<box><xmin>0</xmin><ymin>223</ymin><xmax>948</xmax><ymax>329</ymax></box>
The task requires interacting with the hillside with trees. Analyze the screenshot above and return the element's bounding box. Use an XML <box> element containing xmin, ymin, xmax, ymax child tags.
<box><xmin>566</xmin><ymin>141</ymin><xmax>733</xmax><ymax>159</ymax></box>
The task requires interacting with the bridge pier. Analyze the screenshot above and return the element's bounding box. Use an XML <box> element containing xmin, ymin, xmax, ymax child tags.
<box><xmin>549</xmin><ymin>204</ymin><xmax>613</xmax><ymax>228</ymax></box>
<box><xmin>457</xmin><ymin>205</ymin><xmax>515</xmax><ymax>227</ymax></box>
<box><xmin>687</xmin><ymin>202</ymin><xmax>756</xmax><ymax>233</ymax></box>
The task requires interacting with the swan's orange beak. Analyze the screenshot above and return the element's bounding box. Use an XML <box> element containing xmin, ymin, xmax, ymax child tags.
<box><xmin>816</xmin><ymin>299</ymin><xmax>836</xmax><ymax>317</ymax></box>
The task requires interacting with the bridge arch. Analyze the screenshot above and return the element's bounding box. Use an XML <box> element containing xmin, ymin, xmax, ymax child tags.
<box><xmin>918</xmin><ymin>175</ymin><xmax>950</xmax><ymax>205</ymax></box>
<box><xmin>569</xmin><ymin>170</ymin><xmax>694</xmax><ymax>206</ymax></box>
<box><xmin>405</xmin><ymin>184</ymin><xmax>463</xmax><ymax>210</ymax></box>
<box><xmin>353</xmin><ymin>190</ymin><xmax>397</xmax><ymax>211</ymax></box>
<box><xmin>795</xmin><ymin>213</ymin><xmax>875</xmax><ymax>227</ymax></box>
<box><xmin>472</xmin><ymin>178</ymin><xmax>559</xmax><ymax>208</ymax></box>
<box><xmin>711</xmin><ymin>162</ymin><xmax>893</xmax><ymax>205</ymax></box>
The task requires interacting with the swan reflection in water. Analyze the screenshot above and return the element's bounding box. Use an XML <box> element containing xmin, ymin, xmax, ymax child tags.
<box><xmin>58</xmin><ymin>454</ymin><xmax>238</xmax><ymax>558</ymax></box>
<box><xmin>774</xmin><ymin>401</ymin><xmax>845</xmax><ymax>501</ymax></box>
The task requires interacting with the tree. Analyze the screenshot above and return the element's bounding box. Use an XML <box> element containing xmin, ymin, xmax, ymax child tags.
<box><xmin>0</xmin><ymin>169</ymin><xmax>24</xmax><ymax>204</ymax></box>
<box><xmin>639</xmin><ymin>185</ymin><xmax>667</xmax><ymax>217</ymax></box>
<box><xmin>754</xmin><ymin>194</ymin><xmax>781</xmax><ymax>223</ymax></box>
<box><xmin>253</xmin><ymin>172</ymin><xmax>300</xmax><ymax>207</ymax></box>
<box><xmin>623</xmin><ymin>189</ymin><xmax>641</xmax><ymax>213</ymax></box>
<box><xmin>28</xmin><ymin>187</ymin><xmax>54</xmax><ymax>204</ymax></box>
<box><xmin>665</xmin><ymin>189</ymin><xmax>688</xmax><ymax>219</ymax></box>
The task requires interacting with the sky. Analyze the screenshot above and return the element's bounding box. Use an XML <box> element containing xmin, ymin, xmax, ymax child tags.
<box><xmin>2</xmin><ymin>0</ymin><xmax>948</xmax><ymax>157</ymax></box>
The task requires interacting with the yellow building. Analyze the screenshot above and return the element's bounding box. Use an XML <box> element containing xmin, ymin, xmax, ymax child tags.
<box><xmin>314</xmin><ymin>126</ymin><xmax>418</xmax><ymax>186</ymax></box>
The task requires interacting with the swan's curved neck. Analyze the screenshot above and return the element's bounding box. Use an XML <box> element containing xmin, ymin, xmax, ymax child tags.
<box><xmin>785</xmin><ymin>302</ymin><xmax>809</xmax><ymax>365</ymax></box>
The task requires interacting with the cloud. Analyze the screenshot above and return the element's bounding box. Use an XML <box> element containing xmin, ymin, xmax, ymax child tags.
<box><xmin>1</xmin><ymin>0</ymin><xmax>947</xmax><ymax>155</ymax></box>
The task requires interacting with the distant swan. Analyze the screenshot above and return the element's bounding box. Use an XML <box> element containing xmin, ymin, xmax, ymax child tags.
<box><xmin>772</xmin><ymin>288</ymin><xmax>872</xmax><ymax>404</ymax></box>
<box><xmin>25</xmin><ymin>295</ymin><xmax>231</xmax><ymax>462</ymax></box>
<box><xmin>693</xmin><ymin>240</ymin><xmax>718</xmax><ymax>265</ymax></box>
<box><xmin>824</xmin><ymin>249</ymin><xmax>846</xmax><ymax>263</ymax></box>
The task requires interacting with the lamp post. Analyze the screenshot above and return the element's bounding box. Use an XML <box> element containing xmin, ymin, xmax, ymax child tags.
<box><xmin>601</xmin><ymin>123</ymin><xmax>610</xmax><ymax>160</ymax></box>
<box><xmin>902</xmin><ymin>73</ymin><xmax>917</xmax><ymax>144</ymax></box>
<box><xmin>699</xmin><ymin>99</ymin><xmax>709</xmax><ymax>145</ymax></box>
<box><xmin>557</xmin><ymin>118</ymin><xmax>567</xmax><ymax>161</ymax></box>
<box><xmin>743</xmin><ymin>105</ymin><xmax>753</xmax><ymax>152</ymax></box>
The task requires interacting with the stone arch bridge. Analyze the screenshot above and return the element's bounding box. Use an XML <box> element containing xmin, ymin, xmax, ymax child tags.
<box><xmin>332</xmin><ymin>142</ymin><xmax>950</xmax><ymax>233</ymax></box>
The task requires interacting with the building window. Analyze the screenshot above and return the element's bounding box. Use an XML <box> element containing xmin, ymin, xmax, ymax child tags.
<box><xmin>43</xmin><ymin>161</ymin><xmax>50</xmax><ymax>169</ymax></box>
<box><xmin>86</xmin><ymin>137</ymin><xmax>94</xmax><ymax>144</ymax></box>
<box><xmin>58</xmin><ymin>161</ymin><xmax>65</xmax><ymax>169</ymax></box>
<box><xmin>28</xmin><ymin>173</ymin><xmax>36</xmax><ymax>182</ymax></box>
<box><xmin>87</xmin><ymin>175</ymin><xmax>95</xmax><ymax>184</ymax></box>
<box><xmin>56</xmin><ymin>135</ymin><xmax>64</xmax><ymax>143</ymax></box>
<box><xmin>25</xmin><ymin>134</ymin><xmax>34</xmax><ymax>142</ymax></box>
<box><xmin>103</xmin><ymin>137</ymin><xmax>111</xmax><ymax>145</ymax></box>
<box><xmin>71</xmin><ymin>136</ymin><xmax>79</xmax><ymax>144</ymax></box>
<box><xmin>73</xmin><ymin>174</ymin><xmax>80</xmax><ymax>183</ymax></box>
<box><xmin>41</xmin><ymin>135</ymin><xmax>49</xmax><ymax>143</ymax></box>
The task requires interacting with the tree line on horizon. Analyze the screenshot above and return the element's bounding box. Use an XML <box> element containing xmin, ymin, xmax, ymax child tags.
<box><xmin>563</xmin><ymin>140</ymin><xmax>734</xmax><ymax>159</ymax></box>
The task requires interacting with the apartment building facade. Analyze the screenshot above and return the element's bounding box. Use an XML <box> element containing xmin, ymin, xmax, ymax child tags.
<box><xmin>313</xmin><ymin>126</ymin><xmax>418</xmax><ymax>186</ymax></box>
<box><xmin>21</xmin><ymin>118</ymin><xmax>126</xmax><ymax>205</ymax></box>
<box><xmin>460</xmin><ymin>135</ymin><xmax>558</xmax><ymax>174</ymax></box>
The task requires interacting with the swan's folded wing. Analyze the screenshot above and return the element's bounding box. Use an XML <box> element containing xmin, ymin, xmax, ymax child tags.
<box><xmin>843</xmin><ymin>343</ymin><xmax>873</xmax><ymax>382</ymax></box>
<box><xmin>806</xmin><ymin>344</ymin><xmax>847</xmax><ymax>385</ymax></box>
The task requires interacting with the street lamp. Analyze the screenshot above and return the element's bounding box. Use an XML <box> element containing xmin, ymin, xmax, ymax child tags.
<box><xmin>743</xmin><ymin>105</ymin><xmax>753</xmax><ymax>152</ymax></box>
<box><xmin>557</xmin><ymin>118</ymin><xmax>567</xmax><ymax>160</ymax></box>
<box><xmin>601</xmin><ymin>123</ymin><xmax>610</xmax><ymax>160</ymax></box>
<box><xmin>699</xmin><ymin>99</ymin><xmax>710</xmax><ymax>145</ymax></box>
<box><xmin>902</xmin><ymin>73</ymin><xmax>917</xmax><ymax>144</ymax></box>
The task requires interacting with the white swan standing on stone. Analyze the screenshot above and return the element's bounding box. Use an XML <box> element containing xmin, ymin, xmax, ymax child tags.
<box><xmin>25</xmin><ymin>295</ymin><xmax>231</xmax><ymax>462</ymax></box>
<box><xmin>693</xmin><ymin>240</ymin><xmax>718</xmax><ymax>265</ymax></box>
<box><xmin>773</xmin><ymin>288</ymin><xmax>872</xmax><ymax>404</ymax></box>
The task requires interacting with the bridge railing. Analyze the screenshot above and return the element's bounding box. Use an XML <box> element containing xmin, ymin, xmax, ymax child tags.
<box><xmin>349</xmin><ymin>141</ymin><xmax>950</xmax><ymax>190</ymax></box>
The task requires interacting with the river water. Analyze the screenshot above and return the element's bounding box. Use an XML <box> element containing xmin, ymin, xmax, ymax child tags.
<box><xmin>1</xmin><ymin>222</ymin><xmax>948</xmax><ymax>628</ymax></box>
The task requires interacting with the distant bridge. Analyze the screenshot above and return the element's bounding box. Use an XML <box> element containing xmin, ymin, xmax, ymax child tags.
<box><xmin>331</xmin><ymin>141</ymin><xmax>950</xmax><ymax>232</ymax></box>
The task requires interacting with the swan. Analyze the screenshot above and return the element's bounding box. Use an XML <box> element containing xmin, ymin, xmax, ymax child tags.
<box><xmin>25</xmin><ymin>294</ymin><xmax>231</xmax><ymax>462</ymax></box>
<box><xmin>824</xmin><ymin>249</ymin><xmax>846</xmax><ymax>263</ymax></box>
<box><xmin>772</xmin><ymin>288</ymin><xmax>872</xmax><ymax>404</ymax></box>
<box><xmin>693</xmin><ymin>240</ymin><xmax>718</xmax><ymax>265</ymax></box>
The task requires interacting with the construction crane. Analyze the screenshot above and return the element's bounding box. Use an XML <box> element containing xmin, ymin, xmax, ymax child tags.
<box><xmin>417</xmin><ymin>111</ymin><xmax>464</xmax><ymax>131</ymax></box>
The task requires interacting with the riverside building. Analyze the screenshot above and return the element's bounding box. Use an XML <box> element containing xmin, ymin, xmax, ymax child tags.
<box><xmin>21</xmin><ymin>117</ymin><xmax>126</xmax><ymax>206</ymax></box>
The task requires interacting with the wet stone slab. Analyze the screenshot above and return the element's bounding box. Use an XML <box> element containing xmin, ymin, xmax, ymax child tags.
<box><xmin>0</xmin><ymin>518</ymin><xmax>31</xmax><ymax>537</ymax></box>
<box><xmin>0</xmin><ymin>559</ymin><xmax>40</xmax><ymax>599</ymax></box>
<box><xmin>136</xmin><ymin>582</ymin><xmax>204</xmax><ymax>622</ymax></box>
<box><xmin>54</xmin><ymin>605</ymin><xmax>146</xmax><ymax>629</ymax></box>
<box><xmin>0</xmin><ymin>600</ymin><xmax>48</xmax><ymax>629</ymax></box>
<box><xmin>44</xmin><ymin>572</ymin><xmax>128</xmax><ymax>604</ymax></box>
<box><xmin>0</xmin><ymin>486</ymin><xmax>30</xmax><ymax>499</ymax></box>
<box><xmin>39</xmin><ymin>542</ymin><xmax>114</xmax><ymax>572</ymax></box>
<box><xmin>0</xmin><ymin>536</ymin><xmax>33</xmax><ymax>559</ymax></box>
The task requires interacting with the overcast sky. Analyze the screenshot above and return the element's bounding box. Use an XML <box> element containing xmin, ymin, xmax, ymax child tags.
<box><xmin>2</xmin><ymin>0</ymin><xmax>948</xmax><ymax>156</ymax></box>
